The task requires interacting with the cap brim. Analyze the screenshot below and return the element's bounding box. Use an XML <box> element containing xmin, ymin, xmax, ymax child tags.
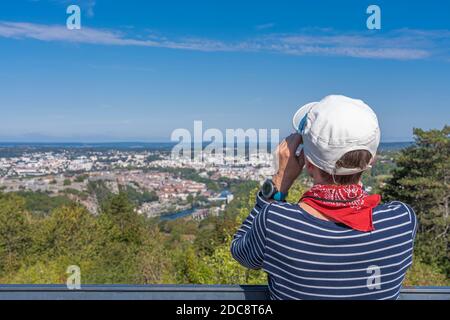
<box><xmin>292</xmin><ymin>102</ymin><xmax>317</xmax><ymax>132</ymax></box>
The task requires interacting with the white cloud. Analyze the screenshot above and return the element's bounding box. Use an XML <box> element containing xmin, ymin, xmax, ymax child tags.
<box><xmin>0</xmin><ymin>21</ymin><xmax>449</xmax><ymax>60</ymax></box>
<box><xmin>255</xmin><ymin>23</ymin><xmax>275</xmax><ymax>30</ymax></box>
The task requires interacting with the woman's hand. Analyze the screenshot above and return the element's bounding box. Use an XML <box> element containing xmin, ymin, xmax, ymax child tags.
<box><xmin>273</xmin><ymin>133</ymin><xmax>305</xmax><ymax>194</ymax></box>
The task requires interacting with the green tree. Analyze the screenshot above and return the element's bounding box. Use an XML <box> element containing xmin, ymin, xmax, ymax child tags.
<box><xmin>202</xmin><ymin>235</ymin><xmax>266</xmax><ymax>285</ymax></box>
<box><xmin>101</xmin><ymin>192</ymin><xmax>144</xmax><ymax>244</ymax></box>
<box><xmin>87</xmin><ymin>180</ymin><xmax>113</xmax><ymax>208</ymax></box>
<box><xmin>15</xmin><ymin>191</ymin><xmax>74</xmax><ymax>216</ymax></box>
<box><xmin>120</xmin><ymin>185</ymin><xmax>158</xmax><ymax>206</ymax></box>
<box><xmin>135</xmin><ymin>227</ymin><xmax>176</xmax><ymax>284</ymax></box>
<box><xmin>0</xmin><ymin>193</ymin><xmax>31</xmax><ymax>275</ymax></box>
<box><xmin>404</xmin><ymin>260</ymin><xmax>450</xmax><ymax>286</ymax></box>
<box><xmin>74</xmin><ymin>174</ymin><xmax>88</xmax><ymax>183</ymax></box>
<box><xmin>382</xmin><ymin>126</ymin><xmax>449</xmax><ymax>277</ymax></box>
<box><xmin>93</xmin><ymin>192</ymin><xmax>148</xmax><ymax>283</ymax></box>
<box><xmin>14</xmin><ymin>204</ymin><xmax>102</xmax><ymax>284</ymax></box>
<box><xmin>31</xmin><ymin>205</ymin><xmax>100</xmax><ymax>260</ymax></box>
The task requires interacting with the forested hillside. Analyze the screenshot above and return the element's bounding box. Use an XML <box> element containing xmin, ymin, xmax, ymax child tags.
<box><xmin>0</xmin><ymin>127</ymin><xmax>448</xmax><ymax>286</ymax></box>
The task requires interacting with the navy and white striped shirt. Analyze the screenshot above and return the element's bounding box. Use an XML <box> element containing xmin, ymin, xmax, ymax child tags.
<box><xmin>231</xmin><ymin>192</ymin><xmax>418</xmax><ymax>300</ymax></box>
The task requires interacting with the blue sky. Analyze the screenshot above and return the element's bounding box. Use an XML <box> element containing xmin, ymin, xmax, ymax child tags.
<box><xmin>0</xmin><ymin>0</ymin><xmax>449</xmax><ymax>142</ymax></box>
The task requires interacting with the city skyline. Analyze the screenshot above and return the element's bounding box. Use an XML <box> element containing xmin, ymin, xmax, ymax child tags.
<box><xmin>0</xmin><ymin>0</ymin><xmax>449</xmax><ymax>142</ymax></box>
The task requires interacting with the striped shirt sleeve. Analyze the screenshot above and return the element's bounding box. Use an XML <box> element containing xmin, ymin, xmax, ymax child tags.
<box><xmin>230</xmin><ymin>192</ymin><xmax>270</xmax><ymax>270</ymax></box>
<box><xmin>403</xmin><ymin>202</ymin><xmax>418</xmax><ymax>240</ymax></box>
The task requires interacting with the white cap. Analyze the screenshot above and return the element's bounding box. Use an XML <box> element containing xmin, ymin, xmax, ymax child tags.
<box><xmin>292</xmin><ymin>95</ymin><xmax>380</xmax><ymax>175</ymax></box>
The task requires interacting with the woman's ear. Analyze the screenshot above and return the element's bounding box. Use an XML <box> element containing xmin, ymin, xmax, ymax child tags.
<box><xmin>370</xmin><ymin>154</ymin><xmax>377</xmax><ymax>166</ymax></box>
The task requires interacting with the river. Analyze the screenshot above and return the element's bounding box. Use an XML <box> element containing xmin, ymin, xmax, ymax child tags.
<box><xmin>159</xmin><ymin>207</ymin><xmax>197</xmax><ymax>221</ymax></box>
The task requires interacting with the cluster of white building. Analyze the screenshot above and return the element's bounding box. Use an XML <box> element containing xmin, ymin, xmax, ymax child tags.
<box><xmin>149</xmin><ymin>151</ymin><xmax>276</xmax><ymax>181</ymax></box>
<box><xmin>0</xmin><ymin>151</ymin><xmax>159</xmax><ymax>178</ymax></box>
<box><xmin>0</xmin><ymin>148</ymin><xmax>276</xmax><ymax>181</ymax></box>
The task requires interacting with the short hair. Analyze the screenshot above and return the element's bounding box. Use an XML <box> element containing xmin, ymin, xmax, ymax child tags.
<box><xmin>318</xmin><ymin>150</ymin><xmax>373</xmax><ymax>185</ymax></box>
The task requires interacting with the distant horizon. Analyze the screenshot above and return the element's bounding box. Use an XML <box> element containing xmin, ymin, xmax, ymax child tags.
<box><xmin>0</xmin><ymin>135</ymin><xmax>419</xmax><ymax>144</ymax></box>
<box><xmin>0</xmin><ymin>140</ymin><xmax>415</xmax><ymax>144</ymax></box>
